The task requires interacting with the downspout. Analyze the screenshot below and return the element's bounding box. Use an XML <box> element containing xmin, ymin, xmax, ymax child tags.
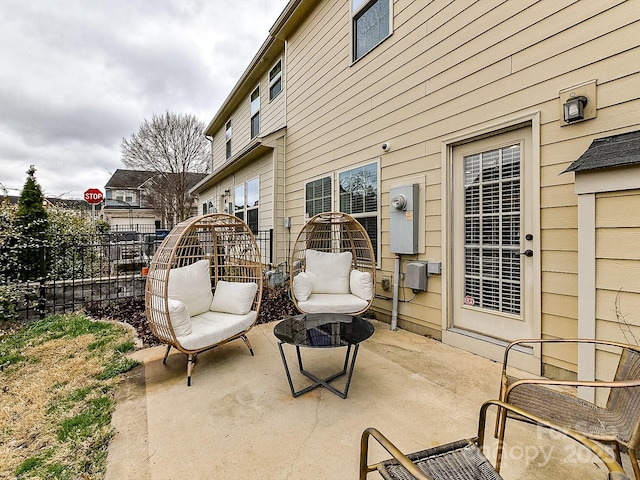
<box><xmin>391</xmin><ymin>253</ymin><xmax>400</xmax><ymax>331</ymax></box>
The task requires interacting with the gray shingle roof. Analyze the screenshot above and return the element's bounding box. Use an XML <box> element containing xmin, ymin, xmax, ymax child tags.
<box><xmin>105</xmin><ymin>169</ymin><xmax>155</xmax><ymax>189</ymax></box>
<box><xmin>105</xmin><ymin>169</ymin><xmax>207</xmax><ymax>189</ymax></box>
<box><xmin>564</xmin><ymin>130</ymin><xmax>640</xmax><ymax>173</ymax></box>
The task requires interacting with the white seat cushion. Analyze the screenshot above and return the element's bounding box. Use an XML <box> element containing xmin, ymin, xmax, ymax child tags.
<box><xmin>177</xmin><ymin>310</ymin><xmax>257</xmax><ymax>351</ymax></box>
<box><xmin>168</xmin><ymin>259</ymin><xmax>213</xmax><ymax>316</ymax></box>
<box><xmin>297</xmin><ymin>293</ymin><xmax>368</xmax><ymax>314</ymax></box>
<box><xmin>306</xmin><ymin>250</ymin><xmax>352</xmax><ymax>294</ymax></box>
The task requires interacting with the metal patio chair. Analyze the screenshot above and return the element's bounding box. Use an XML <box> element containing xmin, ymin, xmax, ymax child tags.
<box><xmin>360</xmin><ymin>399</ymin><xmax>628</xmax><ymax>480</ymax></box>
<box><xmin>495</xmin><ymin>338</ymin><xmax>640</xmax><ymax>478</ymax></box>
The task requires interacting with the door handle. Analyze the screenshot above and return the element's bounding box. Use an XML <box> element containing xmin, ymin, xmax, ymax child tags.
<box><xmin>520</xmin><ymin>249</ymin><xmax>533</xmax><ymax>257</ymax></box>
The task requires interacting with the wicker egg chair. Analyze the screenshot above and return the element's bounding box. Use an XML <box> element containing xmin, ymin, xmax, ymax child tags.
<box><xmin>289</xmin><ymin>212</ymin><xmax>376</xmax><ymax>315</ymax></box>
<box><xmin>145</xmin><ymin>213</ymin><xmax>263</xmax><ymax>386</ymax></box>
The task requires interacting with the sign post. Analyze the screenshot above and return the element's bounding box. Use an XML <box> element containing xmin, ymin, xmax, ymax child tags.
<box><xmin>84</xmin><ymin>188</ymin><xmax>104</xmax><ymax>223</ymax></box>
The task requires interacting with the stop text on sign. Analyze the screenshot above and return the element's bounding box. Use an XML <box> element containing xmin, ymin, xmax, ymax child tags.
<box><xmin>84</xmin><ymin>188</ymin><xmax>104</xmax><ymax>205</ymax></box>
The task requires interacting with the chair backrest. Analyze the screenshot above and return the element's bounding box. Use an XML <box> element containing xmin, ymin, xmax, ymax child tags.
<box><xmin>289</xmin><ymin>212</ymin><xmax>376</xmax><ymax>312</ymax></box>
<box><xmin>145</xmin><ymin>213</ymin><xmax>263</xmax><ymax>344</ymax></box>
<box><xmin>607</xmin><ymin>347</ymin><xmax>640</xmax><ymax>449</ymax></box>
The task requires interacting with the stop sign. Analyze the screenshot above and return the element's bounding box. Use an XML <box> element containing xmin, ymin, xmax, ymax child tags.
<box><xmin>84</xmin><ymin>188</ymin><xmax>104</xmax><ymax>205</ymax></box>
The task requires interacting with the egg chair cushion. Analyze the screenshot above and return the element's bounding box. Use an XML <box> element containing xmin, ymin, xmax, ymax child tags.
<box><xmin>168</xmin><ymin>259</ymin><xmax>214</xmax><ymax>317</ymax></box>
<box><xmin>305</xmin><ymin>249</ymin><xmax>352</xmax><ymax>294</ymax></box>
<box><xmin>210</xmin><ymin>280</ymin><xmax>258</xmax><ymax>315</ymax></box>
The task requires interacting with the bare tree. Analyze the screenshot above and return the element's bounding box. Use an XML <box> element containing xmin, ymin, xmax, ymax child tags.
<box><xmin>121</xmin><ymin>112</ymin><xmax>209</xmax><ymax>225</ymax></box>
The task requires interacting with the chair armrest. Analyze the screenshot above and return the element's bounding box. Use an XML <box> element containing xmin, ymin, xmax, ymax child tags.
<box><xmin>481</xmin><ymin>400</ymin><xmax>629</xmax><ymax>479</ymax></box>
<box><xmin>502</xmin><ymin>338</ymin><xmax>640</xmax><ymax>370</ymax></box>
<box><xmin>359</xmin><ymin>427</ymin><xmax>433</xmax><ymax>480</ymax></box>
<box><xmin>507</xmin><ymin>376</ymin><xmax>640</xmax><ymax>393</ymax></box>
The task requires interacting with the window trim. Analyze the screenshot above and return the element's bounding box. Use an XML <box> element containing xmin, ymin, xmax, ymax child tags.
<box><xmin>304</xmin><ymin>175</ymin><xmax>333</xmax><ymax>222</ymax></box>
<box><xmin>269</xmin><ymin>59</ymin><xmax>282</xmax><ymax>101</ymax></box>
<box><xmin>351</xmin><ymin>0</ymin><xmax>393</xmax><ymax>63</ymax></box>
<box><xmin>233</xmin><ymin>178</ymin><xmax>259</xmax><ymax>232</ymax></box>
<box><xmin>337</xmin><ymin>160</ymin><xmax>380</xmax><ymax>265</ymax></box>
<box><xmin>225</xmin><ymin>119</ymin><xmax>232</xmax><ymax>159</ymax></box>
<box><xmin>250</xmin><ymin>87</ymin><xmax>260</xmax><ymax>139</ymax></box>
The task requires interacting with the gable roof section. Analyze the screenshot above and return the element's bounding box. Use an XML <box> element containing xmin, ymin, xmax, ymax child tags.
<box><xmin>105</xmin><ymin>169</ymin><xmax>207</xmax><ymax>190</ymax></box>
<box><xmin>203</xmin><ymin>0</ymin><xmax>320</xmax><ymax>137</ymax></box>
<box><xmin>564</xmin><ymin>130</ymin><xmax>640</xmax><ymax>173</ymax></box>
<box><xmin>105</xmin><ymin>169</ymin><xmax>155</xmax><ymax>189</ymax></box>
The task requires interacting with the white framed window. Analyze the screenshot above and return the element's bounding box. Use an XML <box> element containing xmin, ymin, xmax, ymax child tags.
<box><xmin>225</xmin><ymin>120</ymin><xmax>232</xmax><ymax>159</ymax></box>
<box><xmin>246</xmin><ymin>177</ymin><xmax>259</xmax><ymax>233</ymax></box>
<box><xmin>234</xmin><ymin>184</ymin><xmax>244</xmax><ymax>221</ymax></box>
<box><xmin>250</xmin><ymin>87</ymin><xmax>260</xmax><ymax>139</ymax></box>
<box><xmin>338</xmin><ymin>161</ymin><xmax>379</xmax><ymax>260</ymax></box>
<box><xmin>269</xmin><ymin>60</ymin><xmax>282</xmax><ymax>100</ymax></box>
<box><xmin>305</xmin><ymin>176</ymin><xmax>332</xmax><ymax>220</ymax></box>
<box><xmin>352</xmin><ymin>0</ymin><xmax>391</xmax><ymax>61</ymax></box>
<box><xmin>233</xmin><ymin>178</ymin><xmax>259</xmax><ymax>232</ymax></box>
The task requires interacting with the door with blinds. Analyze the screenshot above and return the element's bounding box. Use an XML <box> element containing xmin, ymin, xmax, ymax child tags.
<box><xmin>452</xmin><ymin>128</ymin><xmax>535</xmax><ymax>341</ymax></box>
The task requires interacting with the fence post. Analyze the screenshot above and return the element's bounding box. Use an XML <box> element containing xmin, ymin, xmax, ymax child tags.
<box><xmin>269</xmin><ymin>228</ymin><xmax>274</xmax><ymax>265</ymax></box>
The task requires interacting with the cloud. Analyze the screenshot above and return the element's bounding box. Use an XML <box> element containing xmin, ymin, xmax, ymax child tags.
<box><xmin>0</xmin><ymin>0</ymin><xmax>289</xmax><ymax>198</ymax></box>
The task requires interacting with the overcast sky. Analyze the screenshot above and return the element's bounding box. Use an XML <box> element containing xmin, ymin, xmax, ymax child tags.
<box><xmin>0</xmin><ymin>0</ymin><xmax>290</xmax><ymax>199</ymax></box>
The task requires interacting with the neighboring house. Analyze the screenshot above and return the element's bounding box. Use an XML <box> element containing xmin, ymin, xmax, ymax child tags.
<box><xmin>192</xmin><ymin>0</ymin><xmax>640</xmax><ymax>387</ymax></box>
<box><xmin>2</xmin><ymin>195</ymin><xmax>91</xmax><ymax>212</ymax></box>
<box><xmin>104</xmin><ymin>169</ymin><xmax>206</xmax><ymax>231</ymax></box>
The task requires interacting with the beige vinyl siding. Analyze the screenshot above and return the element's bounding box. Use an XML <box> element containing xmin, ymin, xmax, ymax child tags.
<box><xmin>233</xmin><ymin>98</ymin><xmax>252</xmax><ymax>153</ymax></box>
<box><xmin>261</xmin><ymin>64</ymin><xmax>287</xmax><ymax>135</ymax></box>
<box><xmin>591</xmin><ymin>190</ymin><xmax>640</xmax><ymax>401</ymax></box>
<box><xmin>211</xmin><ymin>127</ymin><xmax>227</xmax><ymax>171</ymax></box>
<box><xmin>281</xmin><ymin>0</ymin><xmax>640</xmax><ymax>337</ymax></box>
<box><xmin>595</xmin><ymin>190</ymin><xmax>640</xmax><ymax>340</ymax></box>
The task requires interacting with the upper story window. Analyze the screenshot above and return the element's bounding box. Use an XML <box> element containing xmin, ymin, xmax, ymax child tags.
<box><xmin>250</xmin><ymin>87</ymin><xmax>260</xmax><ymax>139</ymax></box>
<box><xmin>352</xmin><ymin>0</ymin><xmax>391</xmax><ymax>61</ymax></box>
<box><xmin>225</xmin><ymin>120</ymin><xmax>232</xmax><ymax>159</ymax></box>
<box><xmin>269</xmin><ymin>60</ymin><xmax>282</xmax><ymax>100</ymax></box>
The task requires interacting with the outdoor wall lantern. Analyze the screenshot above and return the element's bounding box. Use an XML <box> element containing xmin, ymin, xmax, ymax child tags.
<box><xmin>563</xmin><ymin>95</ymin><xmax>588</xmax><ymax>123</ymax></box>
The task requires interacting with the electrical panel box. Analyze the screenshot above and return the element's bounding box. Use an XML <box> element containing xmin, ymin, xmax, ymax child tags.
<box><xmin>405</xmin><ymin>262</ymin><xmax>427</xmax><ymax>291</ymax></box>
<box><xmin>390</xmin><ymin>184</ymin><xmax>420</xmax><ymax>254</ymax></box>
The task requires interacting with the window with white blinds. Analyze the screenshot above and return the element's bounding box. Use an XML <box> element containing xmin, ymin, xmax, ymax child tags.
<box><xmin>463</xmin><ymin>145</ymin><xmax>521</xmax><ymax>315</ymax></box>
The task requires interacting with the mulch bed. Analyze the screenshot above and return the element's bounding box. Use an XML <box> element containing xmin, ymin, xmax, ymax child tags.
<box><xmin>83</xmin><ymin>285</ymin><xmax>298</xmax><ymax>348</ymax></box>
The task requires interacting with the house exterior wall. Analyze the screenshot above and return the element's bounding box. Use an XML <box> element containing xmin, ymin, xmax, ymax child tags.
<box><xmin>194</xmin><ymin>0</ymin><xmax>640</xmax><ymax>376</ymax></box>
<box><xmin>196</xmin><ymin>47</ymin><xmax>288</xmax><ymax>266</ymax></box>
<box><xmin>281</xmin><ymin>0</ymin><xmax>640</xmax><ymax>372</ymax></box>
<box><xmin>210</xmin><ymin>60</ymin><xmax>287</xmax><ymax>171</ymax></box>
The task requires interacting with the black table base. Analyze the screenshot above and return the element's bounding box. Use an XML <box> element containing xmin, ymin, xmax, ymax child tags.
<box><xmin>277</xmin><ymin>342</ymin><xmax>360</xmax><ymax>399</ymax></box>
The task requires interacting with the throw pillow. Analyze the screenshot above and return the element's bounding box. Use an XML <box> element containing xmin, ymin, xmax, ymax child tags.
<box><xmin>210</xmin><ymin>280</ymin><xmax>258</xmax><ymax>315</ymax></box>
<box><xmin>167</xmin><ymin>298</ymin><xmax>192</xmax><ymax>336</ymax></box>
<box><xmin>305</xmin><ymin>249</ymin><xmax>352</xmax><ymax>294</ymax></box>
<box><xmin>293</xmin><ymin>271</ymin><xmax>315</xmax><ymax>301</ymax></box>
<box><xmin>168</xmin><ymin>259</ymin><xmax>213</xmax><ymax>316</ymax></box>
<box><xmin>350</xmin><ymin>269</ymin><xmax>373</xmax><ymax>301</ymax></box>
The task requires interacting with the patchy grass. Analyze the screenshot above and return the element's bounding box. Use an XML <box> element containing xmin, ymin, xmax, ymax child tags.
<box><xmin>0</xmin><ymin>312</ymin><xmax>139</xmax><ymax>479</ymax></box>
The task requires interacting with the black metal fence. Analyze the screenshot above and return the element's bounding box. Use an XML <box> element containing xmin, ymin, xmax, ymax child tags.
<box><xmin>0</xmin><ymin>228</ymin><xmax>273</xmax><ymax>322</ymax></box>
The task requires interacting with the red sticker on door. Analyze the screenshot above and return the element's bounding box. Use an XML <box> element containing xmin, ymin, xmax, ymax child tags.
<box><xmin>464</xmin><ymin>295</ymin><xmax>475</xmax><ymax>306</ymax></box>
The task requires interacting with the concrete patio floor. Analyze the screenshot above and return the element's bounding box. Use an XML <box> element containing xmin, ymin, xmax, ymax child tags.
<box><xmin>105</xmin><ymin>320</ymin><xmax>625</xmax><ymax>479</ymax></box>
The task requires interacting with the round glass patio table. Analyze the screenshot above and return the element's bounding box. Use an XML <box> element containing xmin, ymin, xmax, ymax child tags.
<box><xmin>273</xmin><ymin>313</ymin><xmax>374</xmax><ymax>399</ymax></box>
